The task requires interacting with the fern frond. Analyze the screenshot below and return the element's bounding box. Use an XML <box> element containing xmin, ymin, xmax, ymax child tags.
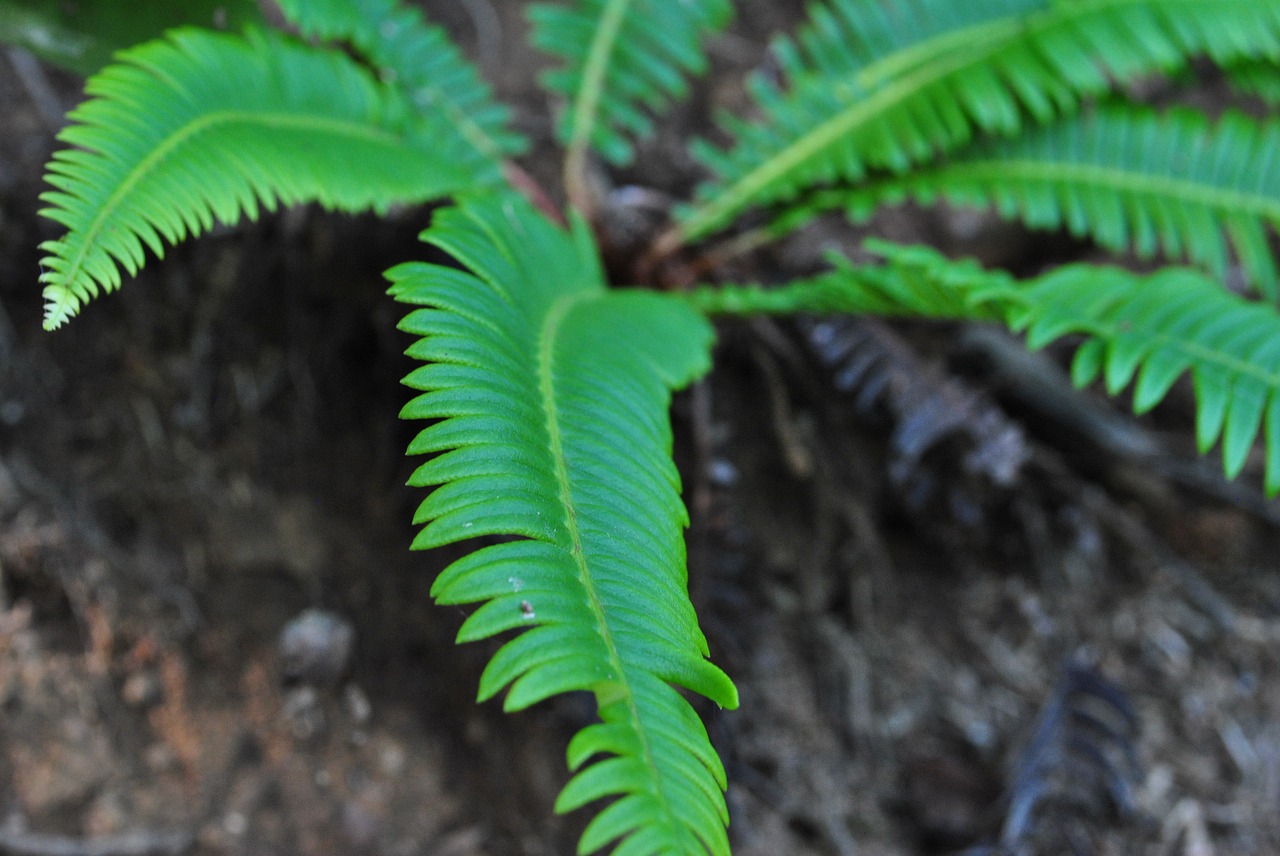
<box><xmin>530</xmin><ymin>0</ymin><xmax>733</xmax><ymax>167</ymax></box>
<box><xmin>678</xmin><ymin>0</ymin><xmax>1280</xmax><ymax>243</ymax></box>
<box><xmin>390</xmin><ymin>196</ymin><xmax>738</xmax><ymax>855</ymax></box>
<box><xmin>686</xmin><ymin>245</ymin><xmax>1008</xmax><ymax>321</ymax></box>
<box><xmin>689</xmin><ymin>244</ymin><xmax>1280</xmax><ymax>493</ymax></box>
<box><xmin>779</xmin><ymin>107</ymin><xmax>1280</xmax><ymax>298</ymax></box>
<box><xmin>1228</xmin><ymin>58</ymin><xmax>1280</xmax><ymax>105</ymax></box>
<box><xmin>274</xmin><ymin>0</ymin><xmax>525</xmax><ymax>179</ymax></box>
<box><xmin>38</xmin><ymin>26</ymin><xmax>478</xmax><ymax>330</ymax></box>
<box><xmin>1001</xmin><ymin>263</ymin><xmax>1280</xmax><ymax>490</ymax></box>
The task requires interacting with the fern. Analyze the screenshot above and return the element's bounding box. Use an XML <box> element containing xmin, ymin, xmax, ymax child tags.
<box><xmin>677</xmin><ymin>0</ymin><xmax>1280</xmax><ymax>242</ymax></box>
<box><xmin>1228</xmin><ymin>58</ymin><xmax>1280</xmax><ymax>105</ymax></box>
<box><xmin>688</xmin><ymin>242</ymin><xmax>1280</xmax><ymax>492</ymax></box>
<box><xmin>38</xmin><ymin>26</ymin><xmax>479</xmax><ymax>330</ymax></box>
<box><xmin>776</xmin><ymin>106</ymin><xmax>1280</xmax><ymax>298</ymax></box>
<box><xmin>274</xmin><ymin>0</ymin><xmax>526</xmax><ymax>179</ymax></box>
<box><xmin>530</xmin><ymin>0</ymin><xmax>733</xmax><ymax>177</ymax></box>
<box><xmin>390</xmin><ymin>196</ymin><xmax>738</xmax><ymax>856</ymax></box>
<box><xmin>28</xmin><ymin>1</ymin><xmax>1280</xmax><ymax>851</ymax></box>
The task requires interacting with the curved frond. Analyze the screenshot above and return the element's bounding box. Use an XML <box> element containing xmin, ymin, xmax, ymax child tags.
<box><xmin>530</xmin><ymin>0</ymin><xmax>733</xmax><ymax>167</ymax></box>
<box><xmin>38</xmin><ymin>26</ymin><xmax>476</xmax><ymax>330</ymax></box>
<box><xmin>678</xmin><ymin>0</ymin><xmax>1280</xmax><ymax>243</ymax></box>
<box><xmin>780</xmin><ymin>107</ymin><xmax>1280</xmax><ymax>298</ymax></box>
<box><xmin>275</xmin><ymin>0</ymin><xmax>525</xmax><ymax>178</ymax></box>
<box><xmin>390</xmin><ymin>196</ymin><xmax>738</xmax><ymax>855</ymax></box>
<box><xmin>688</xmin><ymin>243</ymin><xmax>1280</xmax><ymax>493</ymax></box>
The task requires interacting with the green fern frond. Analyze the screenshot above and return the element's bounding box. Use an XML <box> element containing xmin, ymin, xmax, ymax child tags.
<box><xmin>689</xmin><ymin>243</ymin><xmax>1280</xmax><ymax>493</ymax></box>
<box><xmin>530</xmin><ymin>0</ymin><xmax>733</xmax><ymax>168</ymax></box>
<box><xmin>685</xmin><ymin>248</ymin><xmax>1006</xmax><ymax>321</ymax></box>
<box><xmin>1228</xmin><ymin>58</ymin><xmax>1280</xmax><ymax>105</ymax></box>
<box><xmin>1001</xmin><ymin>263</ymin><xmax>1280</xmax><ymax>490</ymax></box>
<box><xmin>678</xmin><ymin>0</ymin><xmax>1280</xmax><ymax>243</ymax></box>
<box><xmin>274</xmin><ymin>0</ymin><xmax>525</xmax><ymax>179</ymax></box>
<box><xmin>390</xmin><ymin>196</ymin><xmax>738</xmax><ymax>855</ymax></box>
<box><xmin>38</xmin><ymin>26</ymin><xmax>478</xmax><ymax>330</ymax></box>
<box><xmin>778</xmin><ymin>107</ymin><xmax>1280</xmax><ymax>298</ymax></box>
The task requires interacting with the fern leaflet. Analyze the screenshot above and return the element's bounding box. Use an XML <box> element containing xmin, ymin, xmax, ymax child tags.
<box><xmin>38</xmin><ymin>26</ymin><xmax>477</xmax><ymax>330</ymax></box>
<box><xmin>530</xmin><ymin>0</ymin><xmax>733</xmax><ymax>169</ymax></box>
<box><xmin>687</xmin><ymin>243</ymin><xmax>1280</xmax><ymax>493</ymax></box>
<box><xmin>678</xmin><ymin>0</ymin><xmax>1280</xmax><ymax>243</ymax></box>
<box><xmin>390</xmin><ymin>196</ymin><xmax>738</xmax><ymax>856</ymax></box>
<box><xmin>1228</xmin><ymin>58</ymin><xmax>1280</xmax><ymax>106</ymax></box>
<box><xmin>776</xmin><ymin>107</ymin><xmax>1280</xmax><ymax>298</ymax></box>
<box><xmin>274</xmin><ymin>0</ymin><xmax>525</xmax><ymax>181</ymax></box>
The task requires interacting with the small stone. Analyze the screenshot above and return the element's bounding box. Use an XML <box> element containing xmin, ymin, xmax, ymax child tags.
<box><xmin>222</xmin><ymin>811</ymin><xmax>248</xmax><ymax>837</ymax></box>
<box><xmin>278</xmin><ymin>609</ymin><xmax>354</xmax><ymax>685</ymax></box>
<box><xmin>707</xmin><ymin>458</ymin><xmax>739</xmax><ymax>487</ymax></box>
<box><xmin>344</xmin><ymin>683</ymin><xmax>372</xmax><ymax>725</ymax></box>
<box><xmin>341</xmin><ymin>800</ymin><xmax>381</xmax><ymax>850</ymax></box>
<box><xmin>121</xmin><ymin>671</ymin><xmax>161</xmax><ymax>707</ymax></box>
<box><xmin>377</xmin><ymin>741</ymin><xmax>406</xmax><ymax>777</ymax></box>
<box><xmin>144</xmin><ymin>742</ymin><xmax>179</xmax><ymax>774</ymax></box>
<box><xmin>282</xmin><ymin>685</ymin><xmax>324</xmax><ymax>740</ymax></box>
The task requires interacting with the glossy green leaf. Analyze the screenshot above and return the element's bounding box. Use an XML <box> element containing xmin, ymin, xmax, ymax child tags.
<box><xmin>38</xmin><ymin>26</ymin><xmax>481</xmax><ymax>329</ymax></box>
<box><xmin>391</xmin><ymin>196</ymin><xmax>737</xmax><ymax>856</ymax></box>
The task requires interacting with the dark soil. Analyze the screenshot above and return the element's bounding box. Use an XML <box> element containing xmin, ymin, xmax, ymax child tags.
<box><xmin>1</xmin><ymin>4</ymin><xmax>1278</xmax><ymax>856</ymax></box>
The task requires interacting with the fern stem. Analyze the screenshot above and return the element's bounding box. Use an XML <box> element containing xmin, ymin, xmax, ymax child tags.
<box><xmin>563</xmin><ymin>0</ymin><xmax>632</xmax><ymax>216</ymax></box>
<box><xmin>677</xmin><ymin>43</ymin><xmax>985</xmax><ymax>243</ymax></box>
<box><xmin>501</xmin><ymin>160</ymin><xmax>567</xmax><ymax>227</ymax></box>
<box><xmin>908</xmin><ymin>159</ymin><xmax>1280</xmax><ymax>224</ymax></box>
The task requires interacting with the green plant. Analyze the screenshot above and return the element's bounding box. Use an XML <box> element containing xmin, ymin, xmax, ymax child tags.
<box><xmin>28</xmin><ymin>0</ymin><xmax>1280</xmax><ymax>851</ymax></box>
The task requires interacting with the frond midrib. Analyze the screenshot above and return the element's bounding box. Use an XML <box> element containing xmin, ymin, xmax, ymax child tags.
<box><xmin>1082</xmin><ymin>305</ymin><xmax>1280</xmax><ymax>389</ymax></box>
<box><xmin>922</xmin><ymin>158</ymin><xmax>1280</xmax><ymax>222</ymax></box>
<box><xmin>680</xmin><ymin>45</ymin><xmax>981</xmax><ymax>240</ymax></box>
<box><xmin>844</xmin><ymin>17</ymin><xmax>1020</xmax><ymax>95</ymax></box>
<box><xmin>678</xmin><ymin>0</ymin><xmax>1264</xmax><ymax>242</ymax></box>
<box><xmin>567</xmin><ymin>0</ymin><xmax>632</xmax><ymax>156</ymax></box>
<box><xmin>848</xmin><ymin>0</ymin><xmax>1184</xmax><ymax>90</ymax></box>
<box><xmin>537</xmin><ymin>290</ymin><xmax>676</xmax><ymax>829</ymax></box>
<box><xmin>564</xmin><ymin>0</ymin><xmax>633</xmax><ymax>205</ymax></box>
<box><xmin>47</xmin><ymin>108</ymin><xmax>406</xmax><ymax>312</ymax></box>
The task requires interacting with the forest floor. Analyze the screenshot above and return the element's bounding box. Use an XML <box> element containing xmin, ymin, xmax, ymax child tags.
<box><xmin>1</xmin><ymin>3</ymin><xmax>1278</xmax><ymax>856</ymax></box>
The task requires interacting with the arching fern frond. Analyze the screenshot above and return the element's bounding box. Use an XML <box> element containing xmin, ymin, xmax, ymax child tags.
<box><xmin>530</xmin><ymin>0</ymin><xmax>733</xmax><ymax>169</ymax></box>
<box><xmin>38</xmin><ymin>26</ymin><xmax>477</xmax><ymax>330</ymax></box>
<box><xmin>678</xmin><ymin>0</ymin><xmax>1280</xmax><ymax>243</ymax></box>
<box><xmin>274</xmin><ymin>0</ymin><xmax>525</xmax><ymax>181</ymax></box>
<box><xmin>777</xmin><ymin>107</ymin><xmax>1280</xmax><ymax>298</ymax></box>
<box><xmin>687</xmin><ymin>243</ymin><xmax>1280</xmax><ymax>493</ymax></box>
<box><xmin>389</xmin><ymin>196</ymin><xmax>738</xmax><ymax>855</ymax></box>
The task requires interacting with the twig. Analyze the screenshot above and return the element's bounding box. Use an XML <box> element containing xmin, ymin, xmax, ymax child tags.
<box><xmin>0</xmin><ymin>830</ymin><xmax>193</xmax><ymax>856</ymax></box>
<box><xmin>500</xmin><ymin>161</ymin><xmax>566</xmax><ymax>228</ymax></box>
